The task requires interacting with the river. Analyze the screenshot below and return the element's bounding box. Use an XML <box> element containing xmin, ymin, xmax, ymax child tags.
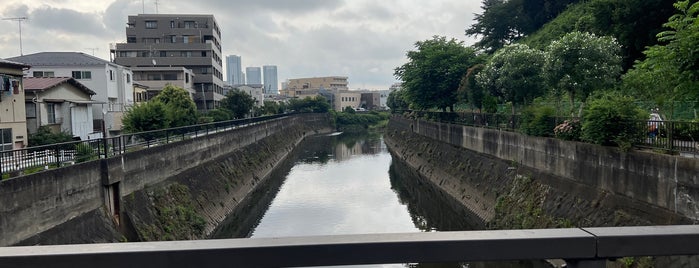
<box><xmin>212</xmin><ymin>132</ymin><xmax>547</xmax><ymax>268</ymax></box>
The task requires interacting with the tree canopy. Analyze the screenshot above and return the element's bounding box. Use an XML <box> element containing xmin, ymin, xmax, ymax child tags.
<box><xmin>476</xmin><ymin>44</ymin><xmax>546</xmax><ymax>109</ymax></box>
<box><xmin>542</xmin><ymin>31</ymin><xmax>622</xmax><ymax>114</ymax></box>
<box><xmin>153</xmin><ymin>85</ymin><xmax>198</xmax><ymax>127</ymax></box>
<box><xmin>394</xmin><ymin>36</ymin><xmax>483</xmax><ymax>111</ymax></box>
<box><xmin>122</xmin><ymin>101</ymin><xmax>170</xmax><ymax>137</ymax></box>
<box><xmin>622</xmin><ymin>0</ymin><xmax>699</xmax><ymax>109</ymax></box>
<box><xmin>221</xmin><ymin>89</ymin><xmax>255</xmax><ymax>119</ymax></box>
<box><xmin>466</xmin><ymin>0</ymin><xmax>580</xmax><ymax>52</ymax></box>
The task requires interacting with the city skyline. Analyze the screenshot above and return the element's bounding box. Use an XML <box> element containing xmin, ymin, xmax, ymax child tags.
<box><xmin>0</xmin><ymin>0</ymin><xmax>481</xmax><ymax>90</ymax></box>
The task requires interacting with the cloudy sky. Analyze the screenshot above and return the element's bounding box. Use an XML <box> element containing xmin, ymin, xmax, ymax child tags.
<box><xmin>0</xmin><ymin>0</ymin><xmax>481</xmax><ymax>90</ymax></box>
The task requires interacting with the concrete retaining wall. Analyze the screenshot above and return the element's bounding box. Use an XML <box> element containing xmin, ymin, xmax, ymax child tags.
<box><xmin>389</xmin><ymin>115</ymin><xmax>698</xmax><ymax>223</ymax></box>
<box><xmin>0</xmin><ymin>114</ymin><xmax>332</xmax><ymax>246</ymax></box>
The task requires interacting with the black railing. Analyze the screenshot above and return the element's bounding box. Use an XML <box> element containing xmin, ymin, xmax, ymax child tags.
<box><xmin>397</xmin><ymin>110</ymin><xmax>699</xmax><ymax>155</ymax></box>
<box><xmin>0</xmin><ymin>114</ymin><xmax>289</xmax><ymax>178</ymax></box>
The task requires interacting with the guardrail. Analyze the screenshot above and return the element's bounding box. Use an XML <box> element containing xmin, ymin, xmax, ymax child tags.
<box><xmin>0</xmin><ymin>225</ymin><xmax>697</xmax><ymax>267</ymax></box>
<box><xmin>396</xmin><ymin>110</ymin><xmax>699</xmax><ymax>155</ymax></box>
<box><xmin>0</xmin><ymin>114</ymin><xmax>289</xmax><ymax>178</ymax></box>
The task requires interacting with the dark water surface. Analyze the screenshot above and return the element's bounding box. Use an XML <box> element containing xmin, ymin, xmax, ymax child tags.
<box><xmin>212</xmin><ymin>132</ymin><xmax>546</xmax><ymax>268</ymax></box>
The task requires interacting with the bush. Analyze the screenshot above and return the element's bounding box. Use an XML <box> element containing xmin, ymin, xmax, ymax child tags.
<box><xmin>28</xmin><ymin>126</ymin><xmax>74</xmax><ymax>147</ymax></box>
<box><xmin>74</xmin><ymin>143</ymin><xmax>96</xmax><ymax>163</ymax></box>
<box><xmin>520</xmin><ymin>105</ymin><xmax>556</xmax><ymax>137</ymax></box>
<box><xmin>581</xmin><ymin>92</ymin><xmax>647</xmax><ymax>149</ymax></box>
<box><xmin>554</xmin><ymin>119</ymin><xmax>582</xmax><ymax>141</ymax></box>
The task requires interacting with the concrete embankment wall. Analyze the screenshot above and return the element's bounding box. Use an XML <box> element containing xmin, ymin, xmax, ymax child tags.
<box><xmin>0</xmin><ymin>114</ymin><xmax>333</xmax><ymax>246</ymax></box>
<box><xmin>385</xmin><ymin>115</ymin><xmax>698</xmax><ymax>226</ymax></box>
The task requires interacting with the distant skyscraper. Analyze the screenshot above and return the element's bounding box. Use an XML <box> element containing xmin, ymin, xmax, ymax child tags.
<box><xmin>226</xmin><ymin>55</ymin><xmax>243</xmax><ymax>85</ymax></box>
<box><xmin>262</xmin><ymin>65</ymin><xmax>278</xmax><ymax>94</ymax></box>
<box><xmin>246</xmin><ymin>67</ymin><xmax>261</xmax><ymax>85</ymax></box>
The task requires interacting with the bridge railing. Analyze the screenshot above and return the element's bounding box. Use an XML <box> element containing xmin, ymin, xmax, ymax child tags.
<box><xmin>1</xmin><ymin>225</ymin><xmax>697</xmax><ymax>268</ymax></box>
<box><xmin>0</xmin><ymin>113</ymin><xmax>290</xmax><ymax>178</ymax></box>
<box><xmin>396</xmin><ymin>110</ymin><xmax>698</xmax><ymax>155</ymax></box>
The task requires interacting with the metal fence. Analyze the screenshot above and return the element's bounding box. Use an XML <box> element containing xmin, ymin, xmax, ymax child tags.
<box><xmin>397</xmin><ymin>110</ymin><xmax>699</xmax><ymax>155</ymax></box>
<box><xmin>0</xmin><ymin>114</ymin><xmax>288</xmax><ymax>178</ymax></box>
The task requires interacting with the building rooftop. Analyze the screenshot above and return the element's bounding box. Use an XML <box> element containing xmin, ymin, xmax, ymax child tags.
<box><xmin>23</xmin><ymin>77</ymin><xmax>96</xmax><ymax>95</ymax></box>
<box><xmin>0</xmin><ymin>58</ymin><xmax>30</xmax><ymax>69</ymax></box>
<box><xmin>8</xmin><ymin>52</ymin><xmax>110</xmax><ymax>67</ymax></box>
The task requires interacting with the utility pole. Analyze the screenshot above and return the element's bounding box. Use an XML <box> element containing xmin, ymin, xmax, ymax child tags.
<box><xmin>154</xmin><ymin>0</ymin><xmax>160</xmax><ymax>14</ymax></box>
<box><xmin>85</xmin><ymin>47</ymin><xmax>99</xmax><ymax>56</ymax></box>
<box><xmin>2</xmin><ymin>17</ymin><xmax>28</xmax><ymax>56</ymax></box>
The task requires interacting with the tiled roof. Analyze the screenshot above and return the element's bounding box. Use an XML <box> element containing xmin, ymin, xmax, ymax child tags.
<box><xmin>23</xmin><ymin>77</ymin><xmax>96</xmax><ymax>95</ymax></box>
<box><xmin>7</xmin><ymin>52</ymin><xmax>109</xmax><ymax>67</ymax></box>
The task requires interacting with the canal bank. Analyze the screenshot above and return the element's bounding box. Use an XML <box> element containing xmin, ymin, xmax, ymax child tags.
<box><xmin>384</xmin><ymin>114</ymin><xmax>698</xmax><ymax>267</ymax></box>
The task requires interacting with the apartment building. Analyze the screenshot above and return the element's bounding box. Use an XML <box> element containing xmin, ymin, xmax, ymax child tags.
<box><xmin>131</xmin><ymin>67</ymin><xmax>195</xmax><ymax>100</ymax></box>
<box><xmin>111</xmin><ymin>14</ymin><xmax>224</xmax><ymax>111</ymax></box>
<box><xmin>0</xmin><ymin>59</ymin><xmax>29</xmax><ymax>150</ymax></box>
<box><xmin>9</xmin><ymin>52</ymin><xmax>134</xmax><ymax>137</ymax></box>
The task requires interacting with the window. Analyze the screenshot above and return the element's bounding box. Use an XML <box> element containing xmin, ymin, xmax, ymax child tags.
<box><xmin>184</xmin><ymin>21</ymin><xmax>196</xmax><ymax>29</ymax></box>
<box><xmin>145</xmin><ymin>20</ymin><xmax>157</xmax><ymax>29</ymax></box>
<box><xmin>0</xmin><ymin>128</ymin><xmax>12</xmax><ymax>151</ymax></box>
<box><xmin>168</xmin><ymin>35</ymin><xmax>176</xmax><ymax>43</ymax></box>
<box><xmin>25</xmin><ymin>102</ymin><xmax>36</xmax><ymax>118</ymax></box>
<box><xmin>201</xmin><ymin>51</ymin><xmax>207</xmax><ymax>57</ymax></box>
<box><xmin>170</xmin><ymin>20</ymin><xmax>175</xmax><ymax>28</ymax></box>
<box><xmin>33</xmin><ymin>71</ymin><xmax>55</xmax><ymax>78</ymax></box>
<box><xmin>47</xmin><ymin>103</ymin><xmax>56</xmax><ymax>124</ymax></box>
<box><xmin>109</xmin><ymin>70</ymin><xmax>114</xmax><ymax>81</ymax></box>
<box><xmin>185</xmin><ymin>73</ymin><xmax>190</xmax><ymax>83</ymax></box>
<box><xmin>182</xmin><ymin>36</ymin><xmax>193</xmax><ymax>44</ymax></box>
<box><xmin>127</xmin><ymin>36</ymin><xmax>136</xmax><ymax>43</ymax></box>
<box><xmin>160</xmin><ymin>51</ymin><xmax>167</xmax><ymax>57</ymax></box>
<box><xmin>71</xmin><ymin>71</ymin><xmax>92</xmax><ymax>80</ymax></box>
<box><xmin>181</xmin><ymin>51</ymin><xmax>192</xmax><ymax>57</ymax></box>
<box><xmin>126</xmin><ymin>74</ymin><xmax>131</xmax><ymax>83</ymax></box>
<box><xmin>142</xmin><ymin>38</ymin><xmax>160</xmax><ymax>44</ymax></box>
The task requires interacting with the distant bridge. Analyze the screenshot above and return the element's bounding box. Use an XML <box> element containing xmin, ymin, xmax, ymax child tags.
<box><xmin>1</xmin><ymin>225</ymin><xmax>698</xmax><ymax>268</ymax></box>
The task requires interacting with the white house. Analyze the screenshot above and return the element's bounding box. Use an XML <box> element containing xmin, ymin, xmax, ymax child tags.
<box><xmin>8</xmin><ymin>52</ymin><xmax>134</xmax><ymax>136</ymax></box>
<box><xmin>23</xmin><ymin>77</ymin><xmax>102</xmax><ymax>141</ymax></box>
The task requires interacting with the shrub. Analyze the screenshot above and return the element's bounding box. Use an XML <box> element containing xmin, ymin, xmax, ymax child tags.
<box><xmin>580</xmin><ymin>92</ymin><xmax>647</xmax><ymax>149</ymax></box>
<box><xmin>74</xmin><ymin>143</ymin><xmax>96</xmax><ymax>163</ymax></box>
<box><xmin>554</xmin><ymin>119</ymin><xmax>581</xmax><ymax>141</ymax></box>
<box><xmin>520</xmin><ymin>105</ymin><xmax>556</xmax><ymax>137</ymax></box>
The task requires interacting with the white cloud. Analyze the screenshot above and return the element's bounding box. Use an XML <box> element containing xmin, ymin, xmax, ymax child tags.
<box><xmin>0</xmin><ymin>0</ymin><xmax>482</xmax><ymax>90</ymax></box>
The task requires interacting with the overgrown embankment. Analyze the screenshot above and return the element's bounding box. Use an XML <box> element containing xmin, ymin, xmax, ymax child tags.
<box><xmin>385</xmin><ymin>116</ymin><xmax>693</xmax><ymax>229</ymax></box>
<box><xmin>122</xmin><ymin>115</ymin><xmax>333</xmax><ymax>241</ymax></box>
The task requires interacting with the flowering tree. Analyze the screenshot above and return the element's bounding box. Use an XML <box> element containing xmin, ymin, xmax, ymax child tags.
<box><xmin>543</xmin><ymin>31</ymin><xmax>622</xmax><ymax>115</ymax></box>
<box><xmin>476</xmin><ymin>44</ymin><xmax>546</xmax><ymax>112</ymax></box>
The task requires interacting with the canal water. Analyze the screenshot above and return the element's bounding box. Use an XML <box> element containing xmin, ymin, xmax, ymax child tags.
<box><xmin>212</xmin><ymin>132</ymin><xmax>546</xmax><ymax>268</ymax></box>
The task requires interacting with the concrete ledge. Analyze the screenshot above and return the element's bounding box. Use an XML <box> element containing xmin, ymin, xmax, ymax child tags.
<box><xmin>1</xmin><ymin>226</ymin><xmax>698</xmax><ymax>268</ymax></box>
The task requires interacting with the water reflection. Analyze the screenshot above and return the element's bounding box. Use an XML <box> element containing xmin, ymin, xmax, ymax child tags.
<box><xmin>212</xmin><ymin>132</ymin><xmax>547</xmax><ymax>268</ymax></box>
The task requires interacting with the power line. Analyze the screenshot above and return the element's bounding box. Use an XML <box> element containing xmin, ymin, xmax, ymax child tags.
<box><xmin>84</xmin><ymin>47</ymin><xmax>99</xmax><ymax>56</ymax></box>
<box><xmin>2</xmin><ymin>17</ymin><xmax>28</xmax><ymax>56</ymax></box>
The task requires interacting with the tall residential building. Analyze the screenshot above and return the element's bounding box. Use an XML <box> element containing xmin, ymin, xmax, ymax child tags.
<box><xmin>245</xmin><ymin>67</ymin><xmax>261</xmax><ymax>85</ymax></box>
<box><xmin>226</xmin><ymin>55</ymin><xmax>243</xmax><ymax>85</ymax></box>
<box><xmin>262</xmin><ymin>65</ymin><xmax>278</xmax><ymax>94</ymax></box>
<box><xmin>111</xmin><ymin>14</ymin><xmax>224</xmax><ymax>111</ymax></box>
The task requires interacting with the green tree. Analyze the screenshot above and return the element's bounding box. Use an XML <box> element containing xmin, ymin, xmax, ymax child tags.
<box><xmin>262</xmin><ymin>101</ymin><xmax>281</xmax><ymax>115</ymax></box>
<box><xmin>287</xmin><ymin>96</ymin><xmax>330</xmax><ymax>113</ymax></box>
<box><xmin>153</xmin><ymin>85</ymin><xmax>198</xmax><ymax>127</ymax></box>
<box><xmin>394</xmin><ymin>36</ymin><xmax>483</xmax><ymax>111</ymax></box>
<box><xmin>622</xmin><ymin>0</ymin><xmax>699</xmax><ymax>109</ymax></box>
<box><xmin>458</xmin><ymin>64</ymin><xmax>486</xmax><ymax>111</ymax></box>
<box><xmin>122</xmin><ymin>101</ymin><xmax>170</xmax><ymax>139</ymax></box>
<box><xmin>467</xmin><ymin>0</ymin><xmax>581</xmax><ymax>52</ymax></box>
<box><xmin>221</xmin><ymin>89</ymin><xmax>255</xmax><ymax>119</ymax></box>
<box><xmin>28</xmin><ymin>126</ymin><xmax>74</xmax><ymax>147</ymax></box>
<box><xmin>206</xmin><ymin>108</ymin><xmax>232</xmax><ymax>122</ymax></box>
<box><xmin>580</xmin><ymin>91</ymin><xmax>647</xmax><ymax>150</ymax></box>
<box><xmin>386</xmin><ymin>89</ymin><xmax>410</xmax><ymax>111</ymax></box>
<box><xmin>542</xmin><ymin>31</ymin><xmax>622</xmax><ymax>115</ymax></box>
<box><xmin>476</xmin><ymin>44</ymin><xmax>546</xmax><ymax>111</ymax></box>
